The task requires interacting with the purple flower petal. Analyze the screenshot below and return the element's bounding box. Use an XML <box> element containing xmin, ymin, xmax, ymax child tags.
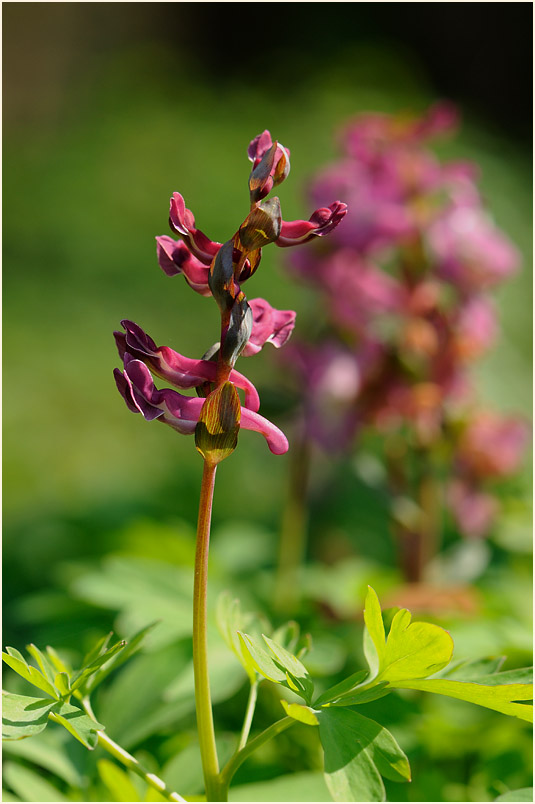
<box><xmin>156</xmin><ymin>235</ymin><xmax>211</xmax><ymax>296</ymax></box>
<box><xmin>241</xmin><ymin>298</ymin><xmax>296</xmax><ymax>356</ymax></box>
<box><xmin>115</xmin><ymin>354</ymin><xmax>288</xmax><ymax>453</ymax></box>
<box><xmin>276</xmin><ymin>202</ymin><xmax>348</xmax><ymax>247</ymax></box>
<box><xmin>115</xmin><ymin>320</ymin><xmax>261</xmax><ymax>411</ymax></box>
<box><xmin>168</xmin><ymin>192</ymin><xmax>221</xmax><ymax>265</ymax></box>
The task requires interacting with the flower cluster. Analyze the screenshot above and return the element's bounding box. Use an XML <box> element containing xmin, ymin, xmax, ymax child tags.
<box><xmin>284</xmin><ymin>105</ymin><xmax>528</xmax><ymax>540</ymax></box>
<box><xmin>115</xmin><ymin>131</ymin><xmax>347</xmax><ymax>462</ymax></box>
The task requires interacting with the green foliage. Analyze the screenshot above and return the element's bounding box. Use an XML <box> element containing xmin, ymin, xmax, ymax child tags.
<box><xmin>319</xmin><ymin>708</ymin><xmax>410</xmax><ymax>802</ymax></box>
<box><xmin>239</xmin><ymin>587</ymin><xmax>533</xmax><ymax>801</ymax></box>
<box><xmin>495</xmin><ymin>789</ymin><xmax>534</xmax><ymax>802</ymax></box>
<box><xmin>98</xmin><ymin>759</ymin><xmax>142</xmax><ymax>802</ymax></box>
<box><xmin>2</xmin><ymin>626</ymin><xmax>151</xmax><ymax>752</ymax></box>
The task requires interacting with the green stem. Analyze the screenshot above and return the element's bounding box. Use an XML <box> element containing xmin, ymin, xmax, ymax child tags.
<box><xmin>238</xmin><ymin>680</ymin><xmax>259</xmax><ymax>750</ymax></box>
<box><xmin>193</xmin><ymin>459</ymin><xmax>221</xmax><ymax>801</ymax></box>
<box><xmin>50</xmin><ymin>706</ymin><xmax>186</xmax><ymax>803</ymax></box>
<box><xmin>219</xmin><ymin>717</ymin><xmax>294</xmax><ymax>793</ymax></box>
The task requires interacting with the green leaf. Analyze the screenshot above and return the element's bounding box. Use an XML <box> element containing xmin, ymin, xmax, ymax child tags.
<box><xmin>280</xmin><ymin>701</ymin><xmax>319</xmax><ymax>725</ymax></box>
<box><xmin>81</xmin><ymin>631</ymin><xmax>114</xmax><ymax>668</ymax></box>
<box><xmin>45</xmin><ymin>645</ymin><xmax>72</xmax><ymax>676</ymax></box>
<box><xmin>86</xmin><ymin>622</ymin><xmax>158</xmax><ymax>693</ymax></box>
<box><xmin>464</xmin><ymin>667</ymin><xmax>533</xmax><ymax>686</ymax></box>
<box><xmin>70</xmin><ymin>637</ymin><xmax>126</xmax><ymax>692</ymax></box>
<box><xmin>495</xmin><ymin>788</ymin><xmax>534</xmax><ymax>802</ymax></box>
<box><xmin>318</xmin><ymin>707</ymin><xmax>410</xmax><ymax>801</ymax></box>
<box><xmin>50</xmin><ymin>701</ymin><xmax>104</xmax><ymax>749</ymax></box>
<box><xmin>262</xmin><ymin>635</ymin><xmax>314</xmax><ymax>703</ymax></box>
<box><xmin>216</xmin><ymin>592</ymin><xmax>261</xmax><ymax>683</ymax></box>
<box><xmin>378</xmin><ymin>607</ymin><xmax>453</xmax><ymax>683</ymax></box>
<box><xmin>438</xmin><ymin>656</ymin><xmax>506</xmax><ymax>680</ymax></box>
<box><xmin>314</xmin><ymin>670</ymin><xmax>369</xmax><ymax>706</ymax></box>
<box><xmin>363</xmin><ymin>587</ymin><xmax>385</xmax><ymax>679</ymax></box>
<box><xmin>2</xmin><ymin>648</ymin><xmax>59</xmax><ymax>699</ymax></box>
<box><xmin>25</xmin><ymin>644</ymin><xmax>57</xmax><ymax>684</ymax></box>
<box><xmin>3</xmin><ymin>761</ymin><xmax>67</xmax><ymax>802</ymax></box>
<box><xmin>2</xmin><ymin>693</ymin><xmax>56</xmax><ymax>740</ymax></box>
<box><xmin>237</xmin><ymin>632</ymin><xmax>287</xmax><ymax>684</ymax></box>
<box><xmin>54</xmin><ymin>672</ymin><xmax>71</xmax><ymax>697</ymax></box>
<box><xmin>318</xmin><ymin>708</ymin><xmax>385</xmax><ymax>802</ymax></box>
<box><xmin>98</xmin><ymin>758</ymin><xmax>143</xmax><ymax>801</ymax></box>
<box><xmin>392</xmin><ymin>678</ymin><xmax>533</xmax><ymax>722</ymax></box>
<box><xmin>330</xmin><ymin>682</ymin><xmax>391</xmax><ymax>707</ymax></box>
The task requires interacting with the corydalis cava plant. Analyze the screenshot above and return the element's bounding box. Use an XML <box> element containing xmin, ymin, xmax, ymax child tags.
<box><xmin>114</xmin><ymin>130</ymin><xmax>347</xmax><ymax>801</ymax></box>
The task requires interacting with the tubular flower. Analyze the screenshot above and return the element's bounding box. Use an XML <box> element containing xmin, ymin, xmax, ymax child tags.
<box><xmin>241</xmin><ymin>299</ymin><xmax>296</xmax><ymax>357</ymax></box>
<box><xmin>114</xmin><ymin>354</ymin><xmax>288</xmax><ymax>455</ymax></box>
<box><xmin>114</xmin><ymin>320</ymin><xmax>260</xmax><ymax>411</ymax></box>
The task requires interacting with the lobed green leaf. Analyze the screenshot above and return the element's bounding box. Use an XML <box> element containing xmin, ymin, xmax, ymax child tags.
<box><xmin>50</xmin><ymin>701</ymin><xmax>104</xmax><ymax>749</ymax></box>
<box><xmin>318</xmin><ymin>707</ymin><xmax>411</xmax><ymax>801</ymax></box>
<box><xmin>262</xmin><ymin>635</ymin><xmax>314</xmax><ymax>704</ymax></box>
<box><xmin>237</xmin><ymin>632</ymin><xmax>287</xmax><ymax>684</ymax></box>
<box><xmin>393</xmin><ymin>678</ymin><xmax>533</xmax><ymax>722</ymax></box>
<box><xmin>378</xmin><ymin>608</ymin><xmax>453</xmax><ymax>683</ymax></box>
<box><xmin>313</xmin><ymin>670</ymin><xmax>369</xmax><ymax>707</ymax></box>
<box><xmin>2</xmin><ymin>650</ymin><xmax>59</xmax><ymax>699</ymax></box>
<box><xmin>363</xmin><ymin>587</ymin><xmax>385</xmax><ymax>679</ymax></box>
<box><xmin>280</xmin><ymin>701</ymin><xmax>319</xmax><ymax>726</ymax></box>
<box><xmin>2</xmin><ymin>693</ymin><xmax>56</xmax><ymax>741</ymax></box>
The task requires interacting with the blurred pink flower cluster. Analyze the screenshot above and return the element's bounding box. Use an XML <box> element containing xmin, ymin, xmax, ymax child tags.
<box><xmin>285</xmin><ymin>104</ymin><xmax>528</xmax><ymax>540</ymax></box>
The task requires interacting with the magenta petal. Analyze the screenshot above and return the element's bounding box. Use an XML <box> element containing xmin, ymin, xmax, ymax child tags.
<box><xmin>117</xmin><ymin>321</ymin><xmax>261</xmax><ymax>411</ymax></box>
<box><xmin>276</xmin><ymin>202</ymin><xmax>348</xmax><ymax>247</ymax></box>
<box><xmin>168</xmin><ymin>192</ymin><xmax>221</xmax><ymax>265</ymax></box>
<box><xmin>239</xmin><ymin>407</ymin><xmax>289</xmax><ymax>454</ymax></box>
<box><xmin>247</xmin><ymin>130</ymin><xmax>274</xmax><ymax>165</ymax></box>
<box><xmin>242</xmin><ymin>298</ymin><xmax>296</xmax><ymax>356</ymax></box>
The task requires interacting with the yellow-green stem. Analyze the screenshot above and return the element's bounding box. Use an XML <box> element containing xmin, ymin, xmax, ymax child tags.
<box><xmin>49</xmin><ymin>710</ymin><xmax>186</xmax><ymax>803</ymax></box>
<box><xmin>193</xmin><ymin>459</ymin><xmax>221</xmax><ymax>801</ymax></box>
<box><xmin>219</xmin><ymin>717</ymin><xmax>294</xmax><ymax>796</ymax></box>
<box><xmin>238</xmin><ymin>680</ymin><xmax>259</xmax><ymax>750</ymax></box>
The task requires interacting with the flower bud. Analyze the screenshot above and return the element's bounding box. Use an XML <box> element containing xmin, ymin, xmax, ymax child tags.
<box><xmin>239</xmin><ymin>198</ymin><xmax>282</xmax><ymax>252</ymax></box>
<box><xmin>209</xmin><ymin>240</ymin><xmax>239</xmax><ymax>311</ymax></box>
<box><xmin>195</xmin><ymin>382</ymin><xmax>241</xmax><ymax>465</ymax></box>
<box><xmin>221</xmin><ymin>297</ymin><xmax>253</xmax><ymax>368</ymax></box>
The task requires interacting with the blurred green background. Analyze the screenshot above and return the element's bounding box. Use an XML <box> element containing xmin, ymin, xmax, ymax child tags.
<box><xmin>3</xmin><ymin>4</ymin><xmax>532</xmax><ymax>802</ymax></box>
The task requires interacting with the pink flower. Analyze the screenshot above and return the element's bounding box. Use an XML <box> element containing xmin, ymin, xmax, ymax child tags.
<box><xmin>115</xmin><ymin>353</ymin><xmax>288</xmax><ymax>455</ymax></box>
<box><xmin>453</xmin><ymin>296</ymin><xmax>498</xmax><ymax>360</ymax></box>
<box><xmin>247</xmin><ymin>130</ymin><xmax>291</xmax><ymax>203</ymax></box>
<box><xmin>114</xmin><ymin>320</ymin><xmax>260</xmax><ymax>411</ymax></box>
<box><xmin>156</xmin><ymin>235</ymin><xmax>211</xmax><ymax>296</ymax></box>
<box><xmin>448</xmin><ymin>479</ymin><xmax>499</xmax><ymax>539</ymax></box>
<box><xmin>456</xmin><ymin>412</ymin><xmax>530</xmax><ymax>479</ymax></box>
<box><xmin>428</xmin><ymin>205</ymin><xmax>520</xmax><ymax>291</ymax></box>
<box><xmin>275</xmin><ymin>202</ymin><xmax>348</xmax><ymax>247</ymax></box>
<box><xmin>241</xmin><ymin>299</ymin><xmax>296</xmax><ymax>357</ymax></box>
<box><xmin>168</xmin><ymin>192</ymin><xmax>221</xmax><ymax>265</ymax></box>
